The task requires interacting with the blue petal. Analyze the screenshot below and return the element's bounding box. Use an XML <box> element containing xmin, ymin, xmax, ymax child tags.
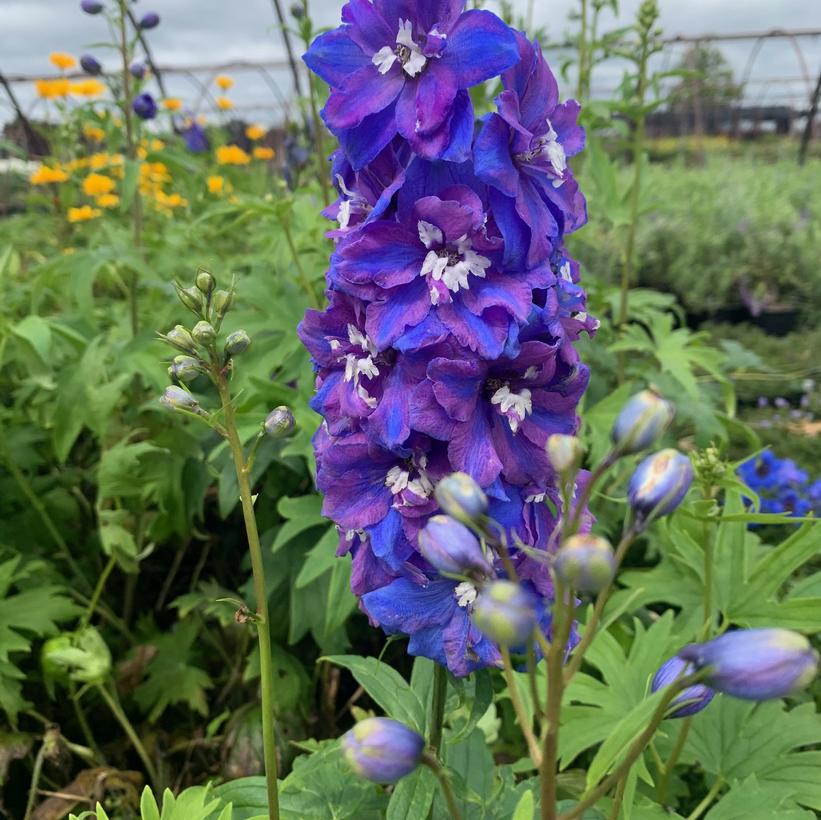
<box><xmin>303</xmin><ymin>28</ymin><xmax>370</xmax><ymax>88</ymax></box>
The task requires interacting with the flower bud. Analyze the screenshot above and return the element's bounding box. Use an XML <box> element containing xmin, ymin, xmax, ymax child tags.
<box><xmin>418</xmin><ymin>515</ymin><xmax>493</xmax><ymax>578</ymax></box>
<box><xmin>611</xmin><ymin>389</ymin><xmax>674</xmax><ymax>456</ymax></box>
<box><xmin>132</xmin><ymin>92</ymin><xmax>157</xmax><ymax>120</ymax></box>
<box><xmin>628</xmin><ymin>449</ymin><xmax>693</xmax><ymax>521</ymax></box>
<box><xmin>195</xmin><ymin>269</ymin><xmax>216</xmax><ymax>296</ymax></box>
<box><xmin>139</xmin><ymin>11</ymin><xmax>160</xmax><ymax>29</ymax></box>
<box><xmin>41</xmin><ymin>627</ymin><xmax>111</xmax><ymax>687</ymax></box>
<box><xmin>341</xmin><ymin>717</ymin><xmax>424</xmax><ymax>784</ymax></box>
<box><xmin>651</xmin><ymin>656</ymin><xmax>715</xmax><ymax>718</ymax></box>
<box><xmin>434</xmin><ymin>472</ymin><xmax>488</xmax><ymax>525</ymax></box>
<box><xmin>554</xmin><ymin>534</ymin><xmax>616</xmax><ymax>593</ymax></box>
<box><xmin>191</xmin><ymin>320</ymin><xmax>216</xmax><ymax>346</ymax></box>
<box><xmin>290</xmin><ymin>3</ymin><xmax>305</xmax><ymax>19</ymax></box>
<box><xmin>129</xmin><ymin>61</ymin><xmax>146</xmax><ymax>80</ymax></box>
<box><xmin>163</xmin><ymin>324</ymin><xmax>198</xmax><ymax>354</ymax></box>
<box><xmin>678</xmin><ymin>628</ymin><xmax>819</xmax><ymax>701</ymax></box>
<box><xmin>472</xmin><ymin>581</ymin><xmax>537</xmax><ymax>647</ymax></box>
<box><xmin>160</xmin><ymin>385</ymin><xmax>203</xmax><ymax>414</ymax></box>
<box><xmin>80</xmin><ymin>54</ymin><xmax>102</xmax><ymax>76</ymax></box>
<box><xmin>224</xmin><ymin>329</ymin><xmax>251</xmax><ymax>356</ymax></box>
<box><xmin>174</xmin><ymin>282</ymin><xmax>203</xmax><ymax>314</ymax></box>
<box><xmin>81</xmin><ymin>0</ymin><xmax>103</xmax><ymax>13</ymax></box>
<box><xmin>264</xmin><ymin>406</ymin><xmax>295</xmax><ymax>438</ymax></box>
<box><xmin>212</xmin><ymin>288</ymin><xmax>234</xmax><ymax>320</ymax></box>
<box><xmin>547</xmin><ymin>434</ymin><xmax>584</xmax><ymax>475</ymax></box>
<box><xmin>168</xmin><ymin>355</ymin><xmax>201</xmax><ymax>383</ymax></box>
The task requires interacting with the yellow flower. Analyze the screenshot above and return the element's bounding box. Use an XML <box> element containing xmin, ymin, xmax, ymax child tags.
<box><xmin>253</xmin><ymin>147</ymin><xmax>275</xmax><ymax>161</ymax></box>
<box><xmin>50</xmin><ymin>52</ymin><xmax>77</xmax><ymax>71</ymax></box>
<box><xmin>83</xmin><ymin>125</ymin><xmax>105</xmax><ymax>142</ymax></box>
<box><xmin>154</xmin><ymin>190</ymin><xmax>187</xmax><ymax>211</ymax></box>
<box><xmin>162</xmin><ymin>98</ymin><xmax>182</xmax><ymax>111</ymax></box>
<box><xmin>207</xmin><ymin>175</ymin><xmax>224</xmax><ymax>194</ymax></box>
<box><xmin>216</xmin><ymin>96</ymin><xmax>233</xmax><ymax>111</ymax></box>
<box><xmin>89</xmin><ymin>152</ymin><xmax>110</xmax><ymax>169</ymax></box>
<box><xmin>30</xmin><ymin>165</ymin><xmax>68</xmax><ymax>185</ymax></box>
<box><xmin>96</xmin><ymin>193</ymin><xmax>120</xmax><ymax>208</ymax></box>
<box><xmin>70</xmin><ymin>79</ymin><xmax>106</xmax><ymax>97</ymax></box>
<box><xmin>35</xmin><ymin>78</ymin><xmax>71</xmax><ymax>98</ymax></box>
<box><xmin>245</xmin><ymin>124</ymin><xmax>265</xmax><ymax>141</ymax></box>
<box><xmin>150</xmin><ymin>139</ymin><xmax>166</xmax><ymax>152</ymax></box>
<box><xmin>67</xmin><ymin>205</ymin><xmax>101</xmax><ymax>223</ymax></box>
<box><xmin>216</xmin><ymin>145</ymin><xmax>250</xmax><ymax>166</ymax></box>
<box><xmin>215</xmin><ymin>75</ymin><xmax>234</xmax><ymax>90</ymax></box>
<box><xmin>82</xmin><ymin>172</ymin><xmax>116</xmax><ymax>196</ymax></box>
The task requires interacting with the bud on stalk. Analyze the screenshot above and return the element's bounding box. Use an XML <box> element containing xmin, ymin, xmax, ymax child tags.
<box><xmin>224</xmin><ymin>329</ymin><xmax>251</xmax><ymax>356</ymax></box>
<box><xmin>434</xmin><ymin>472</ymin><xmax>488</xmax><ymax>525</ymax></box>
<box><xmin>163</xmin><ymin>325</ymin><xmax>198</xmax><ymax>355</ymax></box>
<box><xmin>168</xmin><ymin>355</ymin><xmax>201</xmax><ymax>383</ymax></box>
<box><xmin>651</xmin><ymin>656</ymin><xmax>715</xmax><ymax>718</ymax></box>
<box><xmin>554</xmin><ymin>534</ymin><xmax>616</xmax><ymax>593</ymax></box>
<box><xmin>160</xmin><ymin>385</ymin><xmax>204</xmax><ymax>415</ymax></box>
<box><xmin>418</xmin><ymin>515</ymin><xmax>493</xmax><ymax>578</ymax></box>
<box><xmin>341</xmin><ymin>717</ymin><xmax>424</xmax><ymax>784</ymax></box>
<box><xmin>264</xmin><ymin>406</ymin><xmax>295</xmax><ymax>438</ymax></box>
<box><xmin>195</xmin><ymin>269</ymin><xmax>216</xmax><ymax>296</ymax></box>
<box><xmin>174</xmin><ymin>282</ymin><xmax>203</xmax><ymax>314</ymax></box>
<box><xmin>611</xmin><ymin>389</ymin><xmax>674</xmax><ymax>456</ymax></box>
<box><xmin>472</xmin><ymin>581</ymin><xmax>537</xmax><ymax>647</ymax></box>
<box><xmin>191</xmin><ymin>320</ymin><xmax>217</xmax><ymax>347</ymax></box>
<box><xmin>678</xmin><ymin>628</ymin><xmax>818</xmax><ymax>701</ymax></box>
<box><xmin>628</xmin><ymin>449</ymin><xmax>693</xmax><ymax>522</ymax></box>
<box><xmin>547</xmin><ymin>433</ymin><xmax>584</xmax><ymax>476</ymax></box>
<box><xmin>212</xmin><ymin>288</ymin><xmax>234</xmax><ymax>322</ymax></box>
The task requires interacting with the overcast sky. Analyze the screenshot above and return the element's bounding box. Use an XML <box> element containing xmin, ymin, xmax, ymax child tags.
<box><xmin>2</xmin><ymin>0</ymin><xmax>820</xmax><ymax>124</ymax></box>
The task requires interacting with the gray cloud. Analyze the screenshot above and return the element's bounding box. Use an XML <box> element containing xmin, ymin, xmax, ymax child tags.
<box><xmin>1</xmin><ymin>0</ymin><xmax>819</xmax><ymax>122</ymax></box>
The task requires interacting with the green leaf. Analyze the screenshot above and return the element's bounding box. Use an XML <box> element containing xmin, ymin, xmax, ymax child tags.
<box><xmin>705</xmin><ymin>775</ymin><xmax>814</xmax><ymax>820</ymax></box>
<box><xmin>512</xmin><ymin>789</ymin><xmax>535</xmax><ymax>820</ymax></box>
<box><xmin>212</xmin><ymin>777</ymin><xmax>267</xmax><ymax>820</ymax></box>
<box><xmin>449</xmin><ymin>669</ymin><xmax>493</xmax><ymax>744</ymax></box>
<box><xmin>294</xmin><ymin>526</ymin><xmax>338</xmax><ymax>588</ymax></box>
<box><xmin>321</xmin><ymin>655</ymin><xmax>427</xmax><ymax>733</ymax></box>
<box><xmin>271</xmin><ymin>494</ymin><xmax>325</xmax><ymax>553</ymax></box>
<box><xmin>387</xmin><ymin>765</ymin><xmax>437</xmax><ymax>820</ymax></box>
<box><xmin>11</xmin><ymin>315</ymin><xmax>52</xmax><ymax>364</ymax></box>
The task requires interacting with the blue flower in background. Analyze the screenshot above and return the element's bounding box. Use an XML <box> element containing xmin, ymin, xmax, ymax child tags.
<box><xmin>738</xmin><ymin>448</ymin><xmax>817</xmax><ymax>520</ymax></box>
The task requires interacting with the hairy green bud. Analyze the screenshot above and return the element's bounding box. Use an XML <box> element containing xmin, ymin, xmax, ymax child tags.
<box><xmin>195</xmin><ymin>269</ymin><xmax>216</xmax><ymax>296</ymax></box>
<box><xmin>163</xmin><ymin>324</ymin><xmax>198</xmax><ymax>355</ymax></box>
<box><xmin>191</xmin><ymin>320</ymin><xmax>217</xmax><ymax>346</ymax></box>
<box><xmin>174</xmin><ymin>282</ymin><xmax>203</xmax><ymax>314</ymax></box>
<box><xmin>225</xmin><ymin>329</ymin><xmax>251</xmax><ymax>356</ymax></box>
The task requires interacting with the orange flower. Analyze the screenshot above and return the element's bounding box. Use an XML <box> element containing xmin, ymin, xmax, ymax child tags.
<box><xmin>207</xmin><ymin>175</ymin><xmax>224</xmax><ymax>194</ymax></box>
<box><xmin>162</xmin><ymin>98</ymin><xmax>182</xmax><ymax>111</ymax></box>
<box><xmin>50</xmin><ymin>52</ymin><xmax>77</xmax><ymax>71</ymax></box>
<box><xmin>253</xmin><ymin>147</ymin><xmax>274</xmax><ymax>161</ymax></box>
<box><xmin>70</xmin><ymin>79</ymin><xmax>105</xmax><ymax>97</ymax></box>
<box><xmin>35</xmin><ymin>78</ymin><xmax>71</xmax><ymax>98</ymax></box>
<box><xmin>96</xmin><ymin>193</ymin><xmax>120</xmax><ymax>208</ymax></box>
<box><xmin>215</xmin><ymin>75</ymin><xmax>234</xmax><ymax>90</ymax></box>
<box><xmin>82</xmin><ymin>173</ymin><xmax>116</xmax><ymax>196</ymax></box>
<box><xmin>30</xmin><ymin>165</ymin><xmax>68</xmax><ymax>185</ymax></box>
<box><xmin>216</xmin><ymin>145</ymin><xmax>250</xmax><ymax>166</ymax></box>
<box><xmin>245</xmin><ymin>124</ymin><xmax>265</xmax><ymax>141</ymax></box>
<box><xmin>216</xmin><ymin>96</ymin><xmax>233</xmax><ymax>111</ymax></box>
<box><xmin>67</xmin><ymin>205</ymin><xmax>101</xmax><ymax>223</ymax></box>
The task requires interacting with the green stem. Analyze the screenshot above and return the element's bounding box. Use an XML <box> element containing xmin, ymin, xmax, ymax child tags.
<box><xmin>685</xmin><ymin>777</ymin><xmax>725</xmax><ymax>820</ymax></box>
<box><xmin>23</xmin><ymin>737</ymin><xmax>48</xmax><ymax>820</ymax></box>
<box><xmin>97</xmin><ymin>682</ymin><xmax>158</xmax><ymax>789</ymax></box>
<box><xmin>80</xmin><ymin>555</ymin><xmax>116</xmax><ymax>629</ymax></box>
<box><xmin>576</xmin><ymin>0</ymin><xmax>589</xmax><ymax>100</ymax></box>
<box><xmin>423</xmin><ymin>756</ymin><xmax>462</xmax><ymax>820</ymax></box>
<box><xmin>702</xmin><ymin>533</ymin><xmax>714</xmax><ymax>639</ymax></box>
<box><xmin>0</xmin><ymin>447</ymin><xmax>90</xmax><ymax>594</ymax></box>
<box><xmin>655</xmin><ymin>716</ymin><xmax>692</xmax><ymax>805</ymax></box>
<box><xmin>540</xmin><ymin>583</ymin><xmax>574</xmax><ymax>820</ymax></box>
<box><xmin>608</xmin><ymin>775</ymin><xmax>627</xmax><ymax>820</ymax></box>
<box><xmin>71</xmin><ymin>683</ymin><xmax>105</xmax><ymax>763</ymax></box>
<box><xmin>216</xmin><ymin>374</ymin><xmax>280</xmax><ymax>820</ymax></box>
<box><xmin>280</xmin><ymin>216</ymin><xmax>320</xmax><ymax>308</ymax></box>
<box><xmin>429</xmin><ymin>663</ymin><xmax>448</xmax><ymax>758</ymax></box>
<box><xmin>501</xmin><ymin>648</ymin><xmax>542</xmax><ymax>766</ymax></box>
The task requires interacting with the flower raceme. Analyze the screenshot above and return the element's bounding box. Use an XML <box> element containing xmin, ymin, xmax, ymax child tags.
<box><xmin>300</xmin><ymin>0</ymin><xmax>593</xmax><ymax>676</ymax></box>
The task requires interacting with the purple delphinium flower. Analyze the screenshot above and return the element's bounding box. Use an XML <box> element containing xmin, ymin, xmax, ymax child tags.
<box><xmin>81</xmin><ymin>0</ymin><xmax>103</xmax><ymax>14</ymax></box>
<box><xmin>130</xmin><ymin>61</ymin><xmax>147</xmax><ymax>80</ymax></box>
<box><xmin>651</xmin><ymin>656</ymin><xmax>715</xmax><ymax>718</ymax></box>
<box><xmin>80</xmin><ymin>54</ymin><xmax>102</xmax><ymax>76</ymax></box>
<box><xmin>332</xmin><ymin>184</ymin><xmax>550</xmax><ymax>356</ymax></box>
<box><xmin>475</xmin><ymin>32</ymin><xmax>586</xmax><ymax>267</ymax></box>
<box><xmin>303</xmin><ymin>0</ymin><xmax>519</xmax><ymax>168</ymax></box>
<box><xmin>301</xmin><ymin>0</ymin><xmax>595</xmax><ymax>675</ymax></box>
<box><xmin>139</xmin><ymin>11</ymin><xmax>160</xmax><ymax>29</ymax></box>
<box><xmin>181</xmin><ymin>118</ymin><xmax>209</xmax><ymax>153</ymax></box>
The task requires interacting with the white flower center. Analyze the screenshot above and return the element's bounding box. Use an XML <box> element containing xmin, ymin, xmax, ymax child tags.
<box><xmin>455</xmin><ymin>581</ymin><xmax>478</xmax><ymax>608</ymax></box>
<box><xmin>372</xmin><ymin>20</ymin><xmax>427</xmax><ymax>78</ymax></box>
<box><xmin>560</xmin><ymin>261</ymin><xmax>573</xmax><ymax>281</ymax></box>
<box><xmin>385</xmin><ymin>457</ymin><xmax>433</xmax><ymax>501</ymax></box>
<box><xmin>417</xmin><ymin>220</ymin><xmax>490</xmax><ymax>303</ymax></box>
<box><xmin>491</xmin><ymin>385</ymin><xmax>533</xmax><ymax>433</ymax></box>
<box><xmin>541</xmin><ymin>120</ymin><xmax>567</xmax><ymax>176</ymax></box>
<box><xmin>334</xmin><ymin>174</ymin><xmax>369</xmax><ymax>231</ymax></box>
<box><xmin>336</xmin><ymin>324</ymin><xmax>379</xmax><ymax>408</ymax></box>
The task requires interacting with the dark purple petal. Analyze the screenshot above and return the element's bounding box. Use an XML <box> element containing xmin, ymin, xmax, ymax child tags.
<box><xmin>337</xmin><ymin>222</ymin><xmax>422</xmax><ymax>286</ymax></box>
<box><xmin>324</xmin><ymin>65</ymin><xmax>404</xmax><ymax>131</ymax></box>
<box><xmin>414</xmin><ymin>66</ymin><xmax>459</xmax><ymax>136</ymax></box>
<box><xmin>342</xmin><ymin>0</ymin><xmax>395</xmax><ymax>54</ymax></box>
<box><xmin>337</xmin><ymin>103</ymin><xmax>400</xmax><ymax>170</ymax></box>
<box><xmin>502</xmin><ymin>32</ymin><xmax>559</xmax><ymax>132</ymax></box>
<box><xmin>428</xmin><ymin>356</ymin><xmax>485</xmax><ymax>421</ymax></box>
<box><xmin>474</xmin><ymin>113</ymin><xmax>519</xmax><ymax>198</ymax></box>
<box><xmin>439</xmin><ymin>301</ymin><xmax>514</xmax><ymax>359</ymax></box>
<box><xmin>449</xmin><ymin>407</ymin><xmax>503</xmax><ymax>486</ymax></box>
<box><xmin>366</xmin><ymin>277</ymin><xmax>432</xmax><ymax>350</ymax></box>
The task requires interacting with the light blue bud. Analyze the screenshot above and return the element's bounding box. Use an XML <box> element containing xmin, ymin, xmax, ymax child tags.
<box><xmin>418</xmin><ymin>515</ymin><xmax>493</xmax><ymax>578</ymax></box>
<box><xmin>628</xmin><ymin>449</ymin><xmax>693</xmax><ymax>521</ymax></box>
<box><xmin>341</xmin><ymin>717</ymin><xmax>424</xmax><ymax>783</ymax></box>
<box><xmin>611</xmin><ymin>389</ymin><xmax>674</xmax><ymax>455</ymax></box>
<box><xmin>472</xmin><ymin>581</ymin><xmax>537</xmax><ymax>648</ymax></box>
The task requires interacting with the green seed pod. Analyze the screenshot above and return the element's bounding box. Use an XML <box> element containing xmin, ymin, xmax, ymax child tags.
<box><xmin>224</xmin><ymin>329</ymin><xmax>251</xmax><ymax>356</ymax></box>
<box><xmin>174</xmin><ymin>282</ymin><xmax>203</xmax><ymax>314</ymax></box>
<box><xmin>164</xmin><ymin>324</ymin><xmax>198</xmax><ymax>355</ymax></box>
<box><xmin>191</xmin><ymin>320</ymin><xmax>217</xmax><ymax>346</ymax></box>
<box><xmin>195</xmin><ymin>269</ymin><xmax>216</xmax><ymax>296</ymax></box>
